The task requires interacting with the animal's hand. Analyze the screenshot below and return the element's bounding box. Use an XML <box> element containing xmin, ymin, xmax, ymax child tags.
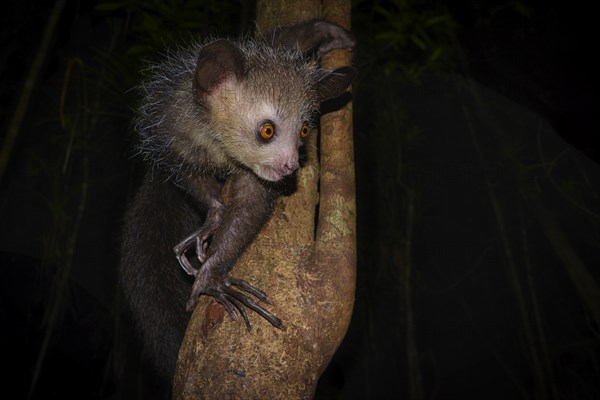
<box><xmin>186</xmin><ymin>266</ymin><xmax>285</xmax><ymax>331</ymax></box>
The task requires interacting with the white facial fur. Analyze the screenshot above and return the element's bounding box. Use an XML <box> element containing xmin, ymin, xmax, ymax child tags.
<box><xmin>207</xmin><ymin>77</ymin><xmax>309</xmax><ymax>181</ymax></box>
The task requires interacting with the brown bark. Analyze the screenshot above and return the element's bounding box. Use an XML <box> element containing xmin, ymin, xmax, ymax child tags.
<box><xmin>172</xmin><ymin>0</ymin><xmax>356</xmax><ymax>399</ymax></box>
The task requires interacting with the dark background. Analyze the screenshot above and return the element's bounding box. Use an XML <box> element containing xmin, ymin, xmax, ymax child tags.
<box><xmin>1</xmin><ymin>0</ymin><xmax>598</xmax><ymax>399</ymax></box>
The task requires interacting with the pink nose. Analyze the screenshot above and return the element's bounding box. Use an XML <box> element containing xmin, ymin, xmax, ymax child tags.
<box><xmin>282</xmin><ymin>160</ymin><xmax>299</xmax><ymax>175</ymax></box>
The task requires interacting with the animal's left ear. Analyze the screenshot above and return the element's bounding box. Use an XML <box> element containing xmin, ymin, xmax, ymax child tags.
<box><xmin>317</xmin><ymin>66</ymin><xmax>356</xmax><ymax>101</ymax></box>
<box><xmin>193</xmin><ymin>39</ymin><xmax>246</xmax><ymax>104</ymax></box>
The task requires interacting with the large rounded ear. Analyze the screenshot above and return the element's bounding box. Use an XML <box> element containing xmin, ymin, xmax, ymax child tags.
<box><xmin>193</xmin><ymin>40</ymin><xmax>246</xmax><ymax>104</ymax></box>
<box><xmin>317</xmin><ymin>66</ymin><xmax>356</xmax><ymax>102</ymax></box>
<box><xmin>269</xmin><ymin>19</ymin><xmax>355</xmax><ymax>56</ymax></box>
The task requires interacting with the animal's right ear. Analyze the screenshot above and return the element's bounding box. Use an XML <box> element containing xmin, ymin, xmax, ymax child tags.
<box><xmin>193</xmin><ymin>40</ymin><xmax>246</xmax><ymax>103</ymax></box>
<box><xmin>317</xmin><ymin>66</ymin><xmax>356</xmax><ymax>102</ymax></box>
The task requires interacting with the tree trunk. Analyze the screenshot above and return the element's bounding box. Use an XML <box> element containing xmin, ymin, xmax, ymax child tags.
<box><xmin>172</xmin><ymin>0</ymin><xmax>356</xmax><ymax>399</ymax></box>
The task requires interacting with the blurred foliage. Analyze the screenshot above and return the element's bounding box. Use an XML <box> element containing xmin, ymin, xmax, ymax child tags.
<box><xmin>8</xmin><ymin>1</ymin><xmax>598</xmax><ymax>399</ymax></box>
<box><xmin>348</xmin><ymin>4</ymin><xmax>459</xmax><ymax>397</ymax></box>
<box><xmin>25</xmin><ymin>0</ymin><xmax>252</xmax><ymax>302</ymax></box>
<box><xmin>14</xmin><ymin>2</ymin><xmax>250</xmax><ymax>398</ymax></box>
<box><xmin>95</xmin><ymin>0</ymin><xmax>250</xmax><ymax>58</ymax></box>
<box><xmin>90</xmin><ymin>0</ymin><xmax>250</xmax><ymax>120</ymax></box>
<box><xmin>350</xmin><ymin>0</ymin><xmax>458</xmax><ymax>238</ymax></box>
<box><xmin>352</xmin><ymin>0</ymin><xmax>457</xmax><ymax>82</ymax></box>
<box><xmin>351</xmin><ymin>0</ymin><xmax>458</xmax><ymax>242</ymax></box>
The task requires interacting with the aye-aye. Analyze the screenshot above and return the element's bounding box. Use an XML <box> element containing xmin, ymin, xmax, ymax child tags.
<box><xmin>120</xmin><ymin>19</ymin><xmax>355</xmax><ymax>381</ymax></box>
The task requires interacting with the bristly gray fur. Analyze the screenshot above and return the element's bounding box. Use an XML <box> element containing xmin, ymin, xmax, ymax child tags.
<box><xmin>135</xmin><ymin>37</ymin><xmax>323</xmax><ymax>184</ymax></box>
<box><xmin>120</xmin><ymin>19</ymin><xmax>355</xmax><ymax>384</ymax></box>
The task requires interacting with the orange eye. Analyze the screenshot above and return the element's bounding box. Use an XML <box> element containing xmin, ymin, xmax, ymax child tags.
<box><xmin>300</xmin><ymin>123</ymin><xmax>310</xmax><ymax>139</ymax></box>
<box><xmin>260</xmin><ymin>123</ymin><xmax>275</xmax><ymax>140</ymax></box>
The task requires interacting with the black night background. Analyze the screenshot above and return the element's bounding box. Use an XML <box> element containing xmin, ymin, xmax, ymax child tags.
<box><xmin>1</xmin><ymin>0</ymin><xmax>598</xmax><ymax>399</ymax></box>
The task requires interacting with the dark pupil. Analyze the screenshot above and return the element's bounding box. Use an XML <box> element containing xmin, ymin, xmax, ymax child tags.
<box><xmin>265</xmin><ymin>127</ymin><xmax>272</xmax><ymax>135</ymax></box>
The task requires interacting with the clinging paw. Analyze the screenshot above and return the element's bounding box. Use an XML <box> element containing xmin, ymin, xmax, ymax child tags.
<box><xmin>186</xmin><ymin>268</ymin><xmax>285</xmax><ymax>331</ymax></box>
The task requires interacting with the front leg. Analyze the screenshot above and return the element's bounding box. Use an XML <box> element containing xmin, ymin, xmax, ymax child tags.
<box><xmin>174</xmin><ymin>203</ymin><xmax>223</xmax><ymax>275</ymax></box>
<box><xmin>174</xmin><ymin>175</ymin><xmax>225</xmax><ymax>275</ymax></box>
<box><xmin>185</xmin><ymin>171</ymin><xmax>284</xmax><ymax>330</ymax></box>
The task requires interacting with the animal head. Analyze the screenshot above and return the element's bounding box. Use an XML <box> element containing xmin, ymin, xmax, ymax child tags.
<box><xmin>194</xmin><ymin>39</ymin><xmax>355</xmax><ymax>181</ymax></box>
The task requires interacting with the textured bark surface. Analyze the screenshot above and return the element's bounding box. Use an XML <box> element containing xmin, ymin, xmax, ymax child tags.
<box><xmin>172</xmin><ymin>0</ymin><xmax>356</xmax><ymax>398</ymax></box>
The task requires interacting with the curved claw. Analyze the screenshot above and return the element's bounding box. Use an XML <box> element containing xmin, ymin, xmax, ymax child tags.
<box><xmin>212</xmin><ymin>291</ymin><xmax>240</xmax><ymax>322</ymax></box>
<box><xmin>223</xmin><ymin>285</ymin><xmax>285</xmax><ymax>330</ymax></box>
<box><xmin>174</xmin><ymin>224</ymin><xmax>215</xmax><ymax>275</ymax></box>
<box><xmin>185</xmin><ymin>271</ymin><xmax>285</xmax><ymax>331</ymax></box>
<box><xmin>196</xmin><ymin>236</ymin><xmax>209</xmax><ymax>263</ymax></box>
<box><xmin>174</xmin><ymin>232</ymin><xmax>200</xmax><ymax>276</ymax></box>
<box><xmin>225</xmin><ymin>295</ymin><xmax>252</xmax><ymax>331</ymax></box>
<box><xmin>230</xmin><ymin>278</ymin><xmax>272</xmax><ymax>304</ymax></box>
